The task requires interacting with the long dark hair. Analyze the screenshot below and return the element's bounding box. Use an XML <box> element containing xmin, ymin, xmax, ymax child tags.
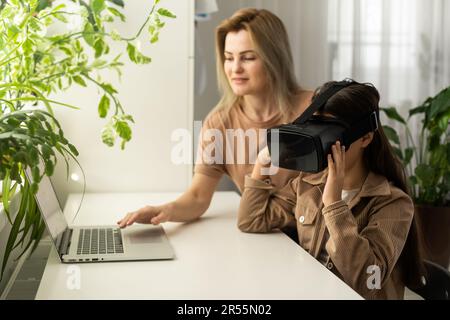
<box><xmin>312</xmin><ymin>80</ymin><xmax>425</xmax><ymax>289</ymax></box>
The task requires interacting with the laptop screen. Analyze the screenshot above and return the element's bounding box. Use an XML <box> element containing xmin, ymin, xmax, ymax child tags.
<box><xmin>28</xmin><ymin>172</ymin><xmax>68</xmax><ymax>243</ymax></box>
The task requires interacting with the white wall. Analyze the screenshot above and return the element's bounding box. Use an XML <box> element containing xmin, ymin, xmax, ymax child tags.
<box><xmin>51</xmin><ymin>1</ymin><xmax>194</xmax><ymax>205</ymax></box>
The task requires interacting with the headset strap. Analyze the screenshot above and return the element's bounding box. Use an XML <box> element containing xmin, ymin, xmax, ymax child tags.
<box><xmin>344</xmin><ymin>111</ymin><xmax>380</xmax><ymax>146</ymax></box>
<box><xmin>293</xmin><ymin>79</ymin><xmax>356</xmax><ymax>125</ymax></box>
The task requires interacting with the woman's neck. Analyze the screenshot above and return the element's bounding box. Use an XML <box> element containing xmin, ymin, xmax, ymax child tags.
<box><xmin>242</xmin><ymin>94</ymin><xmax>278</xmax><ymax>122</ymax></box>
<box><xmin>343</xmin><ymin>160</ymin><xmax>369</xmax><ymax>190</ymax></box>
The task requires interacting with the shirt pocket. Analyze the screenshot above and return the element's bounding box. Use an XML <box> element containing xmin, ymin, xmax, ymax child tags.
<box><xmin>295</xmin><ymin>205</ymin><xmax>319</xmax><ymax>251</ymax></box>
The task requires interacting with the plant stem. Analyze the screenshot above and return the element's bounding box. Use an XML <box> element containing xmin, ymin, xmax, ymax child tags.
<box><xmin>37</xmin><ymin>71</ymin><xmax>66</xmax><ymax>83</ymax></box>
<box><xmin>0</xmin><ymin>83</ymin><xmax>54</xmax><ymax>115</ymax></box>
<box><xmin>0</xmin><ymin>43</ymin><xmax>23</xmax><ymax>66</ymax></box>
<box><xmin>83</xmin><ymin>74</ymin><xmax>124</xmax><ymax>115</ymax></box>
<box><xmin>121</xmin><ymin>1</ymin><xmax>158</xmax><ymax>41</ymax></box>
<box><xmin>405</xmin><ymin>125</ymin><xmax>416</xmax><ymax>176</ymax></box>
<box><xmin>0</xmin><ymin>55</ymin><xmax>19</xmax><ymax>68</ymax></box>
<box><xmin>40</xmin><ymin>11</ymin><xmax>81</xmax><ymax>19</ymax></box>
<box><xmin>0</xmin><ymin>99</ymin><xmax>15</xmax><ymax>111</ymax></box>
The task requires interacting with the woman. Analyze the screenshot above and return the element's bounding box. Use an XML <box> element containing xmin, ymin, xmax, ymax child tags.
<box><xmin>238</xmin><ymin>80</ymin><xmax>424</xmax><ymax>299</ymax></box>
<box><xmin>118</xmin><ymin>8</ymin><xmax>313</xmax><ymax>227</ymax></box>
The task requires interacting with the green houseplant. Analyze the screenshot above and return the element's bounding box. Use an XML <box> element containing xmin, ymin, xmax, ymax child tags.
<box><xmin>0</xmin><ymin>0</ymin><xmax>176</xmax><ymax>281</ymax></box>
<box><xmin>381</xmin><ymin>86</ymin><xmax>450</xmax><ymax>268</ymax></box>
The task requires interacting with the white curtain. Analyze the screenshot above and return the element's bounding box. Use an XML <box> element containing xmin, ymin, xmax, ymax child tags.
<box><xmin>217</xmin><ymin>0</ymin><xmax>450</xmax><ymax>100</ymax></box>
<box><xmin>327</xmin><ymin>0</ymin><xmax>450</xmax><ymax>139</ymax></box>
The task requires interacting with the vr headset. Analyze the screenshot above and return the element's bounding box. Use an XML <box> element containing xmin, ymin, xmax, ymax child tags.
<box><xmin>267</xmin><ymin>79</ymin><xmax>379</xmax><ymax>173</ymax></box>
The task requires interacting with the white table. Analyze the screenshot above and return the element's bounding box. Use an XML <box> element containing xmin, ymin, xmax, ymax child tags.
<box><xmin>36</xmin><ymin>192</ymin><xmax>362</xmax><ymax>299</ymax></box>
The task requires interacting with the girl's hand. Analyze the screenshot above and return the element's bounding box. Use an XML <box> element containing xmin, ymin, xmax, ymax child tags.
<box><xmin>257</xmin><ymin>146</ymin><xmax>271</xmax><ymax>166</ymax></box>
<box><xmin>322</xmin><ymin>141</ymin><xmax>346</xmax><ymax>207</ymax></box>
<box><xmin>251</xmin><ymin>146</ymin><xmax>278</xmax><ymax>179</ymax></box>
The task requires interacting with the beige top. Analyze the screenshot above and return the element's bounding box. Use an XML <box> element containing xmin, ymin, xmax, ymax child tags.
<box><xmin>194</xmin><ymin>93</ymin><xmax>313</xmax><ymax>192</ymax></box>
<box><xmin>238</xmin><ymin>170</ymin><xmax>414</xmax><ymax>300</ymax></box>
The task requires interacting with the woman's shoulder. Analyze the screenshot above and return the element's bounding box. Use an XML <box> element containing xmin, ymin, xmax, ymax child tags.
<box><xmin>298</xmin><ymin>88</ymin><xmax>314</xmax><ymax>102</ymax></box>
<box><xmin>203</xmin><ymin>104</ymin><xmax>240</xmax><ymax>130</ymax></box>
<box><xmin>298</xmin><ymin>88</ymin><xmax>315</xmax><ymax>100</ymax></box>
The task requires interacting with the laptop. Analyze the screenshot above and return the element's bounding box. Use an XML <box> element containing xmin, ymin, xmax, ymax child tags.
<box><xmin>27</xmin><ymin>171</ymin><xmax>175</xmax><ymax>263</ymax></box>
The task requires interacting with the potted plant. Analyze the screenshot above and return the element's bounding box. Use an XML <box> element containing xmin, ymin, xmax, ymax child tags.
<box><xmin>0</xmin><ymin>0</ymin><xmax>176</xmax><ymax>282</ymax></box>
<box><xmin>381</xmin><ymin>86</ymin><xmax>450</xmax><ymax>269</ymax></box>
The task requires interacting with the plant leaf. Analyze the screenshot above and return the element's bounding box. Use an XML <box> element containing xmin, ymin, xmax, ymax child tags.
<box><xmin>98</xmin><ymin>94</ymin><xmax>110</xmax><ymax>118</ymax></box>
<box><xmin>92</xmin><ymin>0</ymin><xmax>106</xmax><ymax>14</ymax></box>
<box><xmin>1</xmin><ymin>184</ymin><xmax>28</xmax><ymax>280</ymax></box>
<box><xmin>126</xmin><ymin>43</ymin><xmax>137</xmax><ymax>63</ymax></box>
<box><xmin>157</xmin><ymin>8</ymin><xmax>176</xmax><ymax>18</ymax></box>
<box><xmin>44</xmin><ymin>160</ymin><xmax>55</xmax><ymax>176</ymax></box>
<box><xmin>409</xmin><ymin>175</ymin><xmax>418</xmax><ymax>186</ymax></box>
<box><xmin>381</xmin><ymin>107</ymin><xmax>406</xmax><ymax>124</ymax></box>
<box><xmin>392</xmin><ymin>147</ymin><xmax>403</xmax><ymax>161</ymax></box>
<box><xmin>14</xmin><ymin>189</ymin><xmax>38</xmax><ymax>249</ymax></box>
<box><xmin>27</xmin><ymin>218</ymin><xmax>46</xmax><ymax>258</ymax></box>
<box><xmin>83</xmin><ymin>23</ymin><xmax>96</xmax><ymax>47</ymax></box>
<box><xmin>403</xmin><ymin>147</ymin><xmax>414</xmax><ymax>166</ymax></box>
<box><xmin>2</xmin><ymin>171</ymin><xmax>13</xmax><ymax>223</ymax></box>
<box><xmin>429</xmin><ymin>87</ymin><xmax>450</xmax><ymax>119</ymax></box>
<box><xmin>73</xmin><ymin>75</ymin><xmax>87</xmax><ymax>87</ymax></box>
<box><xmin>107</xmin><ymin>7</ymin><xmax>125</xmax><ymax>22</ymax></box>
<box><xmin>107</xmin><ymin>0</ymin><xmax>124</xmax><ymax>7</ymax></box>
<box><xmin>101</xmin><ymin>83</ymin><xmax>117</xmax><ymax>94</ymax></box>
<box><xmin>150</xmin><ymin>33</ymin><xmax>159</xmax><ymax>44</ymax></box>
<box><xmin>114</xmin><ymin>120</ymin><xmax>131</xmax><ymax>141</ymax></box>
<box><xmin>68</xmin><ymin>144</ymin><xmax>79</xmax><ymax>157</ymax></box>
<box><xmin>415</xmin><ymin>164</ymin><xmax>435</xmax><ymax>188</ymax></box>
<box><xmin>382</xmin><ymin>125</ymin><xmax>400</xmax><ymax>145</ymax></box>
<box><xmin>101</xmin><ymin>125</ymin><xmax>115</xmax><ymax>147</ymax></box>
<box><xmin>94</xmin><ymin>38</ymin><xmax>106</xmax><ymax>58</ymax></box>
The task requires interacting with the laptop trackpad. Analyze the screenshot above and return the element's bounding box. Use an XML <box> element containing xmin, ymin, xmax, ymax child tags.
<box><xmin>124</xmin><ymin>226</ymin><xmax>164</xmax><ymax>244</ymax></box>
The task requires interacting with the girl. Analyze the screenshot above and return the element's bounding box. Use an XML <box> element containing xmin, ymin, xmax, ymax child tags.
<box><xmin>238</xmin><ymin>80</ymin><xmax>423</xmax><ymax>299</ymax></box>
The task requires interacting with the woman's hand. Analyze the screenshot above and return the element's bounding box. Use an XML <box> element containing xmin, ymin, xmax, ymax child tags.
<box><xmin>117</xmin><ymin>204</ymin><xmax>173</xmax><ymax>228</ymax></box>
<box><xmin>322</xmin><ymin>141</ymin><xmax>346</xmax><ymax>207</ymax></box>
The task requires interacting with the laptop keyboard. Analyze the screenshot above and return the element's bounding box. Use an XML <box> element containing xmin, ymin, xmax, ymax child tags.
<box><xmin>76</xmin><ymin>228</ymin><xmax>124</xmax><ymax>255</ymax></box>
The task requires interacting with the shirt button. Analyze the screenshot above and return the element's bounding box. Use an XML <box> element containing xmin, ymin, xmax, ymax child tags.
<box><xmin>299</xmin><ymin>216</ymin><xmax>305</xmax><ymax>223</ymax></box>
<box><xmin>327</xmin><ymin>262</ymin><xmax>334</xmax><ymax>270</ymax></box>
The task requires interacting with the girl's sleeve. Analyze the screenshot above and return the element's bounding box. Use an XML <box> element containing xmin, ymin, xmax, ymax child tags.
<box><xmin>238</xmin><ymin>174</ymin><xmax>299</xmax><ymax>233</ymax></box>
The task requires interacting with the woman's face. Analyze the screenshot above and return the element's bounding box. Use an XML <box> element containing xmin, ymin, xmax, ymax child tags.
<box><xmin>223</xmin><ymin>29</ymin><xmax>269</xmax><ymax>97</ymax></box>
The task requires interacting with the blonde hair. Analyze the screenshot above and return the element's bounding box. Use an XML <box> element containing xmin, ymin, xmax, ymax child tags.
<box><xmin>215</xmin><ymin>8</ymin><xmax>300</xmax><ymax>122</ymax></box>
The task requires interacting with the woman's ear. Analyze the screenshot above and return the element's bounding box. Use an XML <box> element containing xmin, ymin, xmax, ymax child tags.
<box><xmin>361</xmin><ymin>132</ymin><xmax>374</xmax><ymax>148</ymax></box>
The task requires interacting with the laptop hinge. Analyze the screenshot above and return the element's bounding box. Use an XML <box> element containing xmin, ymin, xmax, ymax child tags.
<box><xmin>58</xmin><ymin>228</ymin><xmax>73</xmax><ymax>256</ymax></box>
